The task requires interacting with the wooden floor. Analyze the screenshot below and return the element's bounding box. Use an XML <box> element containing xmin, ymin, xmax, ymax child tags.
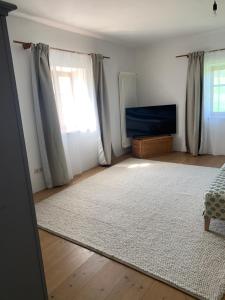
<box><xmin>34</xmin><ymin>152</ymin><xmax>225</xmax><ymax>300</ymax></box>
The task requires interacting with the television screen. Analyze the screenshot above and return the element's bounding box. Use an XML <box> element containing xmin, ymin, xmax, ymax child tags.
<box><xmin>126</xmin><ymin>104</ymin><xmax>176</xmax><ymax>137</ymax></box>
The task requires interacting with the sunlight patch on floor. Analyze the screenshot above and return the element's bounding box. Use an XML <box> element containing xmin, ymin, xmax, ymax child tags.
<box><xmin>127</xmin><ymin>162</ymin><xmax>151</xmax><ymax>169</ymax></box>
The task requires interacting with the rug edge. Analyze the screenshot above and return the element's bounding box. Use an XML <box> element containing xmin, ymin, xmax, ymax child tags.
<box><xmin>38</xmin><ymin>224</ymin><xmax>220</xmax><ymax>300</ymax></box>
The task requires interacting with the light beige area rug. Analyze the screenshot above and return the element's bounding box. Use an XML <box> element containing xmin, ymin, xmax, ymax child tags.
<box><xmin>35</xmin><ymin>158</ymin><xmax>225</xmax><ymax>300</ymax></box>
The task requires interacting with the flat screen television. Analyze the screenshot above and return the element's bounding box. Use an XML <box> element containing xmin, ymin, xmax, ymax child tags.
<box><xmin>126</xmin><ymin>104</ymin><xmax>176</xmax><ymax>137</ymax></box>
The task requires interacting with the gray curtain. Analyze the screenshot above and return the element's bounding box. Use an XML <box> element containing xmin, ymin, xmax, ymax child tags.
<box><xmin>91</xmin><ymin>54</ymin><xmax>112</xmax><ymax>165</ymax></box>
<box><xmin>31</xmin><ymin>43</ymin><xmax>70</xmax><ymax>188</ymax></box>
<box><xmin>185</xmin><ymin>51</ymin><xmax>204</xmax><ymax>156</ymax></box>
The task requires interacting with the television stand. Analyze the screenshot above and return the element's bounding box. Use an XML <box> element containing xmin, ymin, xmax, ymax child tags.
<box><xmin>132</xmin><ymin>135</ymin><xmax>173</xmax><ymax>158</ymax></box>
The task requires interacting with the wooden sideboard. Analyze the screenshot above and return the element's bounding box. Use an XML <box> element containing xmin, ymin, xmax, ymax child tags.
<box><xmin>132</xmin><ymin>135</ymin><xmax>173</xmax><ymax>158</ymax></box>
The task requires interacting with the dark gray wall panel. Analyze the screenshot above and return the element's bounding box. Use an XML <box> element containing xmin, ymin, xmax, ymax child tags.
<box><xmin>0</xmin><ymin>2</ymin><xmax>47</xmax><ymax>299</ymax></box>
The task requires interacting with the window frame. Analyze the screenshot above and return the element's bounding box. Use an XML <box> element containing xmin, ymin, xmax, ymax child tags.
<box><xmin>51</xmin><ymin>66</ymin><xmax>97</xmax><ymax>133</ymax></box>
<box><xmin>210</xmin><ymin>65</ymin><xmax>225</xmax><ymax>117</ymax></box>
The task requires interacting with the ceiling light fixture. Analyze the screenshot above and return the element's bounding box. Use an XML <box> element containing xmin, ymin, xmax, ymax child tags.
<box><xmin>213</xmin><ymin>0</ymin><xmax>218</xmax><ymax>15</ymax></box>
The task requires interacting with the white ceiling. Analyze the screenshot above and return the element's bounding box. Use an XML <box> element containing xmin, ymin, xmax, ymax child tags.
<box><xmin>11</xmin><ymin>0</ymin><xmax>225</xmax><ymax>47</ymax></box>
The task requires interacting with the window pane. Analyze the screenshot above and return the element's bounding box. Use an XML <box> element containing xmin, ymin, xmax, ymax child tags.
<box><xmin>214</xmin><ymin>70</ymin><xmax>220</xmax><ymax>85</ymax></box>
<box><xmin>213</xmin><ymin>85</ymin><xmax>225</xmax><ymax>112</ymax></box>
<box><xmin>220</xmin><ymin>69</ymin><xmax>225</xmax><ymax>84</ymax></box>
<box><xmin>58</xmin><ymin>76</ymin><xmax>77</xmax><ymax>132</ymax></box>
<box><xmin>214</xmin><ymin>69</ymin><xmax>225</xmax><ymax>85</ymax></box>
<box><xmin>54</xmin><ymin>68</ymin><xmax>97</xmax><ymax>133</ymax></box>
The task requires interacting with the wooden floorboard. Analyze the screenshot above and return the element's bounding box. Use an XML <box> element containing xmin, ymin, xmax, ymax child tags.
<box><xmin>34</xmin><ymin>152</ymin><xmax>225</xmax><ymax>300</ymax></box>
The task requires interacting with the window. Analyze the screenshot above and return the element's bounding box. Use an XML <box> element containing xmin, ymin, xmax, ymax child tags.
<box><xmin>210</xmin><ymin>65</ymin><xmax>225</xmax><ymax>114</ymax></box>
<box><xmin>51</xmin><ymin>66</ymin><xmax>97</xmax><ymax>133</ymax></box>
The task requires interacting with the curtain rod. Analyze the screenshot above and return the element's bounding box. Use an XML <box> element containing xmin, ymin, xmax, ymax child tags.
<box><xmin>13</xmin><ymin>40</ymin><xmax>110</xmax><ymax>59</ymax></box>
<box><xmin>176</xmin><ymin>47</ymin><xmax>225</xmax><ymax>58</ymax></box>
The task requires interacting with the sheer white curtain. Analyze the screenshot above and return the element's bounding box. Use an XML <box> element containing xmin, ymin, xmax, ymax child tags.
<box><xmin>50</xmin><ymin>50</ymin><xmax>102</xmax><ymax>177</ymax></box>
<box><xmin>200</xmin><ymin>51</ymin><xmax>225</xmax><ymax>155</ymax></box>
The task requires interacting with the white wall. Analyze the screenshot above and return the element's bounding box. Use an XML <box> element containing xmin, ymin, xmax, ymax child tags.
<box><xmin>8</xmin><ymin>14</ymin><xmax>225</xmax><ymax>192</ymax></box>
<box><xmin>7</xmin><ymin>15</ymin><xmax>136</xmax><ymax>193</ymax></box>
<box><xmin>135</xmin><ymin>28</ymin><xmax>225</xmax><ymax>152</ymax></box>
